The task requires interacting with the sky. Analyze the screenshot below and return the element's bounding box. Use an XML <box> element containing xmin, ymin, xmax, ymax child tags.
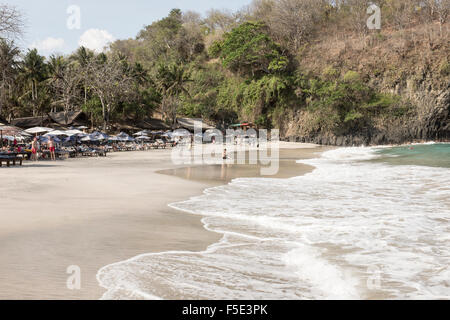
<box><xmin>6</xmin><ymin>0</ymin><xmax>252</xmax><ymax>56</ymax></box>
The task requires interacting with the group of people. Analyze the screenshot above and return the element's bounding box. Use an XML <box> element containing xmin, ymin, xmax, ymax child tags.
<box><xmin>1</xmin><ymin>136</ymin><xmax>23</xmax><ymax>154</ymax></box>
<box><xmin>30</xmin><ymin>137</ymin><xmax>56</xmax><ymax>161</ymax></box>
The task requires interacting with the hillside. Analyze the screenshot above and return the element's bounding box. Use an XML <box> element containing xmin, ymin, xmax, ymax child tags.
<box><xmin>283</xmin><ymin>22</ymin><xmax>449</xmax><ymax>145</ymax></box>
<box><xmin>1</xmin><ymin>1</ymin><xmax>449</xmax><ymax>145</ymax></box>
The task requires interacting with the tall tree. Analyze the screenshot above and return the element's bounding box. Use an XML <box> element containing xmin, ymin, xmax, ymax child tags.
<box><xmin>156</xmin><ymin>63</ymin><xmax>192</xmax><ymax>124</ymax></box>
<box><xmin>209</xmin><ymin>21</ymin><xmax>289</xmax><ymax>77</ymax></box>
<box><xmin>86</xmin><ymin>55</ymin><xmax>134</xmax><ymax>130</ymax></box>
<box><xmin>0</xmin><ymin>39</ymin><xmax>19</xmax><ymax>117</ymax></box>
<box><xmin>71</xmin><ymin>46</ymin><xmax>94</xmax><ymax>105</ymax></box>
<box><xmin>0</xmin><ymin>4</ymin><xmax>24</xmax><ymax>41</ymax></box>
<box><xmin>47</xmin><ymin>55</ymin><xmax>81</xmax><ymax>122</ymax></box>
<box><xmin>20</xmin><ymin>49</ymin><xmax>47</xmax><ymax>116</ymax></box>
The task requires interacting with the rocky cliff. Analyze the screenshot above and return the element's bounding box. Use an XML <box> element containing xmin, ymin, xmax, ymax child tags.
<box><xmin>283</xmin><ymin>24</ymin><xmax>449</xmax><ymax>146</ymax></box>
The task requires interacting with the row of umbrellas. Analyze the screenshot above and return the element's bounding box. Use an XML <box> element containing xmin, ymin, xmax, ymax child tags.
<box><xmin>1</xmin><ymin>125</ymin><xmax>228</xmax><ymax>144</ymax></box>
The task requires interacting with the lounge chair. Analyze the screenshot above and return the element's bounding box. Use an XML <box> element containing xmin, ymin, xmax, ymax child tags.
<box><xmin>0</xmin><ymin>155</ymin><xmax>23</xmax><ymax>167</ymax></box>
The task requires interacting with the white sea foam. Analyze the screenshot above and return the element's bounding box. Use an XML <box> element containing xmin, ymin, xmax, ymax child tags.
<box><xmin>97</xmin><ymin>147</ymin><xmax>450</xmax><ymax>300</ymax></box>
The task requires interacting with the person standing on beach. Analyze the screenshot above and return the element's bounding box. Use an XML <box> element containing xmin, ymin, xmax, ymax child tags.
<box><xmin>31</xmin><ymin>137</ymin><xmax>38</xmax><ymax>161</ymax></box>
<box><xmin>36</xmin><ymin>138</ymin><xmax>41</xmax><ymax>159</ymax></box>
<box><xmin>48</xmin><ymin>138</ymin><xmax>56</xmax><ymax>161</ymax></box>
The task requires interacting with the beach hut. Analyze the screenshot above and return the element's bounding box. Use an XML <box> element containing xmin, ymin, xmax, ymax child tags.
<box><xmin>175</xmin><ymin>118</ymin><xmax>215</xmax><ymax>132</ymax></box>
<box><xmin>49</xmin><ymin>111</ymin><xmax>89</xmax><ymax>128</ymax></box>
<box><xmin>10</xmin><ymin>115</ymin><xmax>53</xmax><ymax>129</ymax></box>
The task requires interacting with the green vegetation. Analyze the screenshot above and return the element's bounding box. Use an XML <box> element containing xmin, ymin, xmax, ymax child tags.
<box><xmin>0</xmin><ymin>1</ymin><xmax>447</xmax><ymax>134</ymax></box>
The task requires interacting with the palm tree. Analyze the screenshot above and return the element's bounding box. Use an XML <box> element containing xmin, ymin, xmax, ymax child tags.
<box><xmin>156</xmin><ymin>63</ymin><xmax>192</xmax><ymax>97</ymax></box>
<box><xmin>156</xmin><ymin>63</ymin><xmax>192</xmax><ymax>124</ymax></box>
<box><xmin>71</xmin><ymin>46</ymin><xmax>94</xmax><ymax>105</ymax></box>
<box><xmin>0</xmin><ymin>40</ymin><xmax>20</xmax><ymax>117</ymax></box>
<box><xmin>20</xmin><ymin>49</ymin><xmax>47</xmax><ymax>116</ymax></box>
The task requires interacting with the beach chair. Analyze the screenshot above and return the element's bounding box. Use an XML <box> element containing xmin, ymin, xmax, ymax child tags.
<box><xmin>156</xmin><ymin>139</ymin><xmax>167</xmax><ymax>149</ymax></box>
<box><xmin>0</xmin><ymin>155</ymin><xmax>23</xmax><ymax>167</ymax></box>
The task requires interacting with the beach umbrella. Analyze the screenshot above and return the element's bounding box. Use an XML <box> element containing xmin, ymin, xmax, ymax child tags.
<box><xmin>116</xmin><ymin>131</ymin><xmax>129</xmax><ymax>138</ymax></box>
<box><xmin>136</xmin><ymin>135</ymin><xmax>150</xmax><ymax>141</ymax></box>
<box><xmin>116</xmin><ymin>132</ymin><xmax>133</xmax><ymax>141</ymax></box>
<box><xmin>25</xmin><ymin>127</ymin><xmax>54</xmax><ymax>134</ymax></box>
<box><xmin>81</xmin><ymin>135</ymin><xmax>94</xmax><ymax>142</ymax></box>
<box><xmin>65</xmin><ymin>129</ymin><xmax>84</xmax><ymax>136</ymax></box>
<box><xmin>204</xmin><ymin>129</ymin><xmax>222</xmax><ymax>137</ymax></box>
<box><xmin>90</xmin><ymin>131</ymin><xmax>109</xmax><ymax>141</ymax></box>
<box><xmin>45</xmin><ymin>130</ymin><xmax>69</xmax><ymax>136</ymax></box>
<box><xmin>172</xmin><ymin>129</ymin><xmax>191</xmax><ymax>137</ymax></box>
<box><xmin>3</xmin><ymin>135</ymin><xmax>16</xmax><ymax>142</ymax></box>
<box><xmin>63</xmin><ymin>135</ymin><xmax>78</xmax><ymax>144</ymax></box>
<box><xmin>134</xmin><ymin>130</ymin><xmax>149</xmax><ymax>136</ymax></box>
<box><xmin>39</xmin><ymin>136</ymin><xmax>61</xmax><ymax>143</ymax></box>
<box><xmin>3</xmin><ymin>135</ymin><xmax>26</xmax><ymax>142</ymax></box>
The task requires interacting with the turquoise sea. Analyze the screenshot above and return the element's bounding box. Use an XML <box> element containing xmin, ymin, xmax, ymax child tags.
<box><xmin>374</xmin><ymin>143</ymin><xmax>450</xmax><ymax>168</ymax></box>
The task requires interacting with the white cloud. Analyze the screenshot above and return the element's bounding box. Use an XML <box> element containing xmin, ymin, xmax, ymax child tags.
<box><xmin>30</xmin><ymin>37</ymin><xmax>65</xmax><ymax>53</ymax></box>
<box><xmin>78</xmin><ymin>29</ymin><xmax>115</xmax><ymax>53</ymax></box>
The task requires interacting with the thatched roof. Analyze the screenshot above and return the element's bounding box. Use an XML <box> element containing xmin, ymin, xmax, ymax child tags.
<box><xmin>0</xmin><ymin>125</ymin><xmax>25</xmax><ymax>136</ymax></box>
<box><xmin>10</xmin><ymin>116</ymin><xmax>52</xmax><ymax>129</ymax></box>
<box><xmin>175</xmin><ymin>118</ymin><xmax>215</xmax><ymax>132</ymax></box>
<box><xmin>137</xmin><ymin>118</ymin><xmax>171</xmax><ymax>130</ymax></box>
<box><xmin>49</xmin><ymin>110</ymin><xmax>88</xmax><ymax>126</ymax></box>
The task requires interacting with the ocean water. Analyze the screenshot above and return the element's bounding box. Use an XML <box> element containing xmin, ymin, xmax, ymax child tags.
<box><xmin>97</xmin><ymin>144</ymin><xmax>450</xmax><ymax>300</ymax></box>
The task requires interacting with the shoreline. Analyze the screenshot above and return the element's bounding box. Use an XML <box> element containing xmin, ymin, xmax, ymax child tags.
<box><xmin>0</xmin><ymin>143</ymin><xmax>325</xmax><ymax>299</ymax></box>
<box><xmin>97</xmin><ymin>143</ymin><xmax>330</xmax><ymax>299</ymax></box>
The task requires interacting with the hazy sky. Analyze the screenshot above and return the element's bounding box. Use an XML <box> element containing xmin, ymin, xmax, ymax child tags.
<box><xmin>7</xmin><ymin>0</ymin><xmax>252</xmax><ymax>55</ymax></box>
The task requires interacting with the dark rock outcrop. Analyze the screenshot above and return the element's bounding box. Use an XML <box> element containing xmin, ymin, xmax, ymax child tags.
<box><xmin>284</xmin><ymin>82</ymin><xmax>449</xmax><ymax>146</ymax></box>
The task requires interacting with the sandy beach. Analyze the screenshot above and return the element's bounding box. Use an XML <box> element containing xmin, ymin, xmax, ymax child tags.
<box><xmin>0</xmin><ymin>142</ymin><xmax>324</xmax><ymax>300</ymax></box>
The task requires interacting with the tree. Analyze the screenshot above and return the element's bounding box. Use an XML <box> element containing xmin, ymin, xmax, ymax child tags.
<box><xmin>204</xmin><ymin>9</ymin><xmax>238</xmax><ymax>33</ymax></box>
<box><xmin>156</xmin><ymin>63</ymin><xmax>192</xmax><ymax>97</ymax></box>
<box><xmin>47</xmin><ymin>55</ymin><xmax>81</xmax><ymax>121</ymax></box>
<box><xmin>86</xmin><ymin>55</ymin><xmax>134</xmax><ymax>130</ymax></box>
<box><xmin>209</xmin><ymin>21</ymin><xmax>289</xmax><ymax>77</ymax></box>
<box><xmin>20</xmin><ymin>49</ymin><xmax>47</xmax><ymax>116</ymax></box>
<box><xmin>0</xmin><ymin>4</ymin><xmax>24</xmax><ymax>41</ymax></box>
<box><xmin>137</xmin><ymin>9</ymin><xmax>184</xmax><ymax>63</ymax></box>
<box><xmin>156</xmin><ymin>63</ymin><xmax>192</xmax><ymax>124</ymax></box>
<box><xmin>253</xmin><ymin>0</ymin><xmax>325</xmax><ymax>51</ymax></box>
<box><xmin>71</xmin><ymin>46</ymin><xmax>94</xmax><ymax>105</ymax></box>
<box><xmin>424</xmin><ymin>0</ymin><xmax>450</xmax><ymax>33</ymax></box>
<box><xmin>0</xmin><ymin>39</ymin><xmax>19</xmax><ymax>117</ymax></box>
